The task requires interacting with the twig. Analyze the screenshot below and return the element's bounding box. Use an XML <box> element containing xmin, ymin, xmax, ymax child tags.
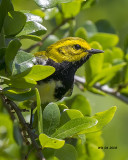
<box><xmin>74</xmin><ymin>75</ymin><xmax>128</xmax><ymax>104</ymax></box>
<box><xmin>0</xmin><ymin>94</ymin><xmax>44</xmax><ymax>160</ymax></box>
<box><xmin>25</xmin><ymin>17</ymin><xmax>74</xmax><ymax>53</ymax></box>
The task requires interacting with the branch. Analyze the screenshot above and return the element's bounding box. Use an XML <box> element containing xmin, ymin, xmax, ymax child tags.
<box><xmin>0</xmin><ymin>94</ymin><xmax>44</xmax><ymax>160</ymax></box>
<box><xmin>25</xmin><ymin>17</ymin><xmax>74</xmax><ymax>53</ymax></box>
<box><xmin>74</xmin><ymin>75</ymin><xmax>128</xmax><ymax>104</ymax></box>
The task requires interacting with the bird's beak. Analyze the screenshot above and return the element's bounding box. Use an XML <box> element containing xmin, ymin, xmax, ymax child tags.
<box><xmin>87</xmin><ymin>48</ymin><xmax>104</xmax><ymax>54</ymax></box>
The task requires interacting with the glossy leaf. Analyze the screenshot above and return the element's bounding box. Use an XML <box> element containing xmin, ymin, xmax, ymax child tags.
<box><xmin>79</xmin><ymin>106</ymin><xmax>117</xmax><ymax>134</ymax></box>
<box><xmin>34</xmin><ymin>0</ymin><xmax>73</xmax><ymax>9</ymax></box>
<box><xmin>43</xmin><ymin>103</ymin><xmax>60</xmax><ymax>135</ymax></box>
<box><xmin>51</xmin><ymin>117</ymin><xmax>98</xmax><ymax>139</ymax></box>
<box><xmin>4</xmin><ymin>11</ymin><xmax>26</xmax><ymax>36</ymax></box>
<box><xmin>35</xmin><ymin>88</ymin><xmax>43</xmax><ymax>134</ymax></box>
<box><xmin>5</xmin><ymin>39</ymin><xmax>21</xmax><ymax>74</ymax></box>
<box><xmin>25</xmin><ymin>12</ymin><xmax>43</xmax><ymax>23</ymax></box>
<box><xmin>55</xmin><ymin>144</ymin><xmax>77</xmax><ymax>160</ymax></box>
<box><xmin>13</xmin><ymin>65</ymin><xmax>55</xmax><ymax>81</ymax></box>
<box><xmin>89</xmin><ymin>33</ymin><xmax>119</xmax><ymax>49</ymax></box>
<box><xmin>0</xmin><ymin>0</ymin><xmax>14</xmax><ymax>32</ymax></box>
<box><xmin>17</xmin><ymin>21</ymin><xmax>47</xmax><ymax>37</ymax></box>
<box><xmin>39</xmin><ymin>133</ymin><xmax>65</xmax><ymax>149</ymax></box>
<box><xmin>11</xmin><ymin>50</ymin><xmax>36</xmax><ymax>75</ymax></box>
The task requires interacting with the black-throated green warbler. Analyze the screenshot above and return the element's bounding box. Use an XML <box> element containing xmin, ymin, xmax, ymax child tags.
<box><xmin>35</xmin><ymin>37</ymin><xmax>103</xmax><ymax>103</ymax></box>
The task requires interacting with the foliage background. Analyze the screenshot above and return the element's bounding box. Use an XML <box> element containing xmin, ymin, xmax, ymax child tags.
<box><xmin>1</xmin><ymin>0</ymin><xmax>128</xmax><ymax>159</ymax></box>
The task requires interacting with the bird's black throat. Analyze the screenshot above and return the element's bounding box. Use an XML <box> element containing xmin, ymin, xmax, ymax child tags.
<box><xmin>37</xmin><ymin>54</ymin><xmax>92</xmax><ymax>100</ymax></box>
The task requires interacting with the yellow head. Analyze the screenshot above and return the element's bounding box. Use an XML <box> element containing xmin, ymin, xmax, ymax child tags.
<box><xmin>35</xmin><ymin>37</ymin><xmax>103</xmax><ymax>63</ymax></box>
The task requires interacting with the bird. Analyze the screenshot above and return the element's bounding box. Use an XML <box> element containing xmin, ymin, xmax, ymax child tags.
<box><xmin>35</xmin><ymin>37</ymin><xmax>104</xmax><ymax>104</ymax></box>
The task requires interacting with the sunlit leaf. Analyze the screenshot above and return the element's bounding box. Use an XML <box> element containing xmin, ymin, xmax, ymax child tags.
<box><xmin>79</xmin><ymin>106</ymin><xmax>117</xmax><ymax>134</ymax></box>
<box><xmin>60</xmin><ymin>109</ymin><xmax>84</xmax><ymax>126</ymax></box>
<box><xmin>34</xmin><ymin>0</ymin><xmax>73</xmax><ymax>9</ymax></box>
<box><xmin>35</xmin><ymin>88</ymin><xmax>43</xmax><ymax>134</ymax></box>
<box><xmin>39</xmin><ymin>133</ymin><xmax>65</xmax><ymax>149</ymax></box>
<box><xmin>13</xmin><ymin>65</ymin><xmax>55</xmax><ymax>81</ymax></box>
<box><xmin>52</xmin><ymin>117</ymin><xmax>97</xmax><ymax>139</ymax></box>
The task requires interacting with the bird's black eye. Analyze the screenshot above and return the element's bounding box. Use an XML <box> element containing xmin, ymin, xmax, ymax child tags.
<box><xmin>74</xmin><ymin>44</ymin><xmax>81</xmax><ymax>50</ymax></box>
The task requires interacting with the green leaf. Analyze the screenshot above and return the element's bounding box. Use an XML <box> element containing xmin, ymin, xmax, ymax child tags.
<box><xmin>4</xmin><ymin>11</ymin><xmax>26</xmax><ymax>36</ymax></box>
<box><xmin>55</xmin><ymin>144</ymin><xmax>77</xmax><ymax>160</ymax></box>
<box><xmin>62</xmin><ymin>1</ymin><xmax>81</xmax><ymax>18</ymax></box>
<box><xmin>0</xmin><ymin>0</ymin><xmax>14</xmax><ymax>32</ymax></box>
<box><xmin>0</xmin><ymin>113</ymin><xmax>14</xmax><ymax>144</ymax></box>
<box><xmin>85</xmin><ymin>41</ymin><xmax>103</xmax><ymax>84</ymax></box>
<box><xmin>3</xmin><ymin>88</ymin><xmax>36</xmax><ymax>101</ymax></box>
<box><xmin>31</xmin><ymin>9</ymin><xmax>45</xmax><ymax>18</ymax></box>
<box><xmin>13</xmin><ymin>121</ymin><xmax>23</xmax><ymax>146</ymax></box>
<box><xmin>13</xmin><ymin>65</ymin><xmax>55</xmax><ymax>81</ymax></box>
<box><xmin>39</xmin><ymin>133</ymin><xmax>65</xmax><ymax>149</ymax></box>
<box><xmin>79</xmin><ymin>106</ymin><xmax>117</xmax><ymax>134</ymax></box>
<box><xmin>0</xmin><ymin>48</ymin><xmax>6</xmax><ymax>70</ymax></box>
<box><xmin>8</xmin><ymin>77</ymin><xmax>37</xmax><ymax>89</ymax></box>
<box><xmin>34</xmin><ymin>0</ymin><xmax>73</xmax><ymax>9</ymax></box>
<box><xmin>95</xmin><ymin>19</ymin><xmax>116</xmax><ymax>34</ymax></box>
<box><xmin>43</xmin><ymin>103</ymin><xmax>60</xmax><ymax>135</ymax></box>
<box><xmin>65</xmin><ymin>94</ymin><xmax>91</xmax><ymax>116</ymax></box>
<box><xmin>104</xmin><ymin>48</ymin><xmax>124</xmax><ymax>63</ymax></box>
<box><xmin>89</xmin><ymin>62</ymin><xmax>126</xmax><ymax>86</ymax></box>
<box><xmin>17</xmin><ymin>21</ymin><xmax>47</xmax><ymax>37</ymax></box>
<box><xmin>89</xmin><ymin>33</ymin><xmax>119</xmax><ymax>49</ymax></box>
<box><xmin>5</xmin><ymin>39</ymin><xmax>21</xmax><ymax>74</ymax></box>
<box><xmin>11</xmin><ymin>50</ymin><xmax>36</xmax><ymax>76</ymax></box>
<box><xmin>18</xmin><ymin>34</ymin><xmax>42</xmax><ymax>41</ymax></box>
<box><xmin>75</xmin><ymin>27</ymin><xmax>87</xmax><ymax>40</ymax></box>
<box><xmin>25</xmin><ymin>12</ymin><xmax>43</xmax><ymax>23</ymax></box>
<box><xmin>35</xmin><ymin>88</ymin><xmax>43</xmax><ymax>134</ymax></box>
<box><xmin>60</xmin><ymin>109</ymin><xmax>84</xmax><ymax>126</ymax></box>
<box><xmin>51</xmin><ymin>117</ymin><xmax>98</xmax><ymax>139</ymax></box>
<box><xmin>86</xmin><ymin>143</ymin><xmax>104</xmax><ymax>160</ymax></box>
<box><xmin>83</xmin><ymin>20</ymin><xmax>97</xmax><ymax>37</ymax></box>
